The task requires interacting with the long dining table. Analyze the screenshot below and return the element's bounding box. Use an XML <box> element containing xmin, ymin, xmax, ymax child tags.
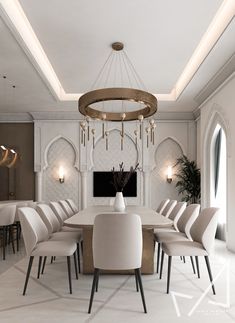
<box><xmin>64</xmin><ymin>205</ymin><xmax>172</xmax><ymax>274</ymax></box>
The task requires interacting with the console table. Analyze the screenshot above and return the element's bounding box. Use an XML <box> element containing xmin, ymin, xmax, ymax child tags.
<box><xmin>64</xmin><ymin>205</ymin><xmax>172</xmax><ymax>274</ymax></box>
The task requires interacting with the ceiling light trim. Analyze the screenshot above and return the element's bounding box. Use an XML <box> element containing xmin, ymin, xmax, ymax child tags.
<box><xmin>0</xmin><ymin>0</ymin><xmax>234</xmax><ymax>102</ymax></box>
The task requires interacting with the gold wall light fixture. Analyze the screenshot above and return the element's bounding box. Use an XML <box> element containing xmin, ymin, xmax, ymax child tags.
<box><xmin>167</xmin><ymin>166</ymin><xmax>173</xmax><ymax>183</ymax></box>
<box><xmin>58</xmin><ymin>166</ymin><xmax>65</xmax><ymax>183</ymax></box>
<box><xmin>78</xmin><ymin>42</ymin><xmax>158</xmax><ymax>150</ymax></box>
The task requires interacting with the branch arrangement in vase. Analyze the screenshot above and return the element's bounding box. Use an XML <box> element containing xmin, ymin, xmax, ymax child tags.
<box><xmin>111</xmin><ymin>162</ymin><xmax>139</xmax><ymax>192</ymax></box>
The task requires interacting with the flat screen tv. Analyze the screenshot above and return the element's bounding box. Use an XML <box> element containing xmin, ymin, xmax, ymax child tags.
<box><xmin>93</xmin><ymin>171</ymin><xmax>137</xmax><ymax>197</ymax></box>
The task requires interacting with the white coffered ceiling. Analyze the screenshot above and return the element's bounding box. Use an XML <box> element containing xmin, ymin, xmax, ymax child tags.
<box><xmin>0</xmin><ymin>0</ymin><xmax>234</xmax><ymax>115</ymax></box>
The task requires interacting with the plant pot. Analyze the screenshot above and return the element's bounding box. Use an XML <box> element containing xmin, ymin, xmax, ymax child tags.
<box><xmin>113</xmin><ymin>192</ymin><xmax>125</xmax><ymax>212</ymax></box>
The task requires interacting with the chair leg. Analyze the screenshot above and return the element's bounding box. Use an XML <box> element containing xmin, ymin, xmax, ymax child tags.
<box><xmin>50</xmin><ymin>256</ymin><xmax>54</xmax><ymax>264</ymax></box>
<box><xmin>195</xmin><ymin>256</ymin><xmax>200</xmax><ymax>278</ymax></box>
<box><xmin>81</xmin><ymin>240</ymin><xmax>83</xmax><ymax>255</ymax></box>
<box><xmin>77</xmin><ymin>243</ymin><xmax>81</xmax><ymax>273</ymax></box>
<box><xmin>2</xmin><ymin>226</ymin><xmax>6</xmax><ymax>260</ymax></box>
<box><xmin>23</xmin><ymin>256</ymin><xmax>34</xmax><ymax>295</ymax></box>
<box><xmin>9</xmin><ymin>225</ymin><xmax>15</xmax><ymax>254</ymax></box>
<box><xmin>190</xmin><ymin>256</ymin><xmax>196</xmax><ymax>274</ymax></box>
<box><xmin>166</xmin><ymin>256</ymin><xmax>172</xmax><ymax>294</ymax></box>
<box><xmin>73</xmin><ymin>252</ymin><xmax>78</xmax><ymax>280</ymax></box>
<box><xmin>183</xmin><ymin>256</ymin><xmax>186</xmax><ymax>263</ymax></box>
<box><xmin>159</xmin><ymin>250</ymin><xmax>165</xmax><ymax>279</ymax></box>
<box><xmin>156</xmin><ymin>242</ymin><xmax>161</xmax><ymax>273</ymax></box>
<box><xmin>135</xmin><ymin>270</ymin><xmax>139</xmax><ymax>292</ymax></box>
<box><xmin>41</xmin><ymin>256</ymin><xmax>47</xmax><ymax>274</ymax></box>
<box><xmin>135</xmin><ymin>268</ymin><xmax>147</xmax><ymax>313</ymax></box>
<box><xmin>67</xmin><ymin>256</ymin><xmax>72</xmax><ymax>294</ymax></box>
<box><xmin>88</xmin><ymin>268</ymin><xmax>100</xmax><ymax>313</ymax></box>
<box><xmin>16</xmin><ymin>222</ymin><xmax>20</xmax><ymax>252</ymax></box>
<box><xmin>37</xmin><ymin>256</ymin><xmax>43</xmax><ymax>279</ymax></box>
<box><xmin>95</xmin><ymin>269</ymin><xmax>100</xmax><ymax>292</ymax></box>
<box><xmin>205</xmin><ymin>256</ymin><xmax>216</xmax><ymax>295</ymax></box>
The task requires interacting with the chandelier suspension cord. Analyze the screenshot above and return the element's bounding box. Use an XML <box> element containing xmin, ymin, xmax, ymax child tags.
<box><xmin>121</xmin><ymin>50</ymin><xmax>133</xmax><ymax>88</ymax></box>
<box><xmin>123</xmin><ymin>51</ymin><xmax>147</xmax><ymax>91</ymax></box>
<box><xmin>90</xmin><ymin>49</ymin><xmax>113</xmax><ymax>90</ymax></box>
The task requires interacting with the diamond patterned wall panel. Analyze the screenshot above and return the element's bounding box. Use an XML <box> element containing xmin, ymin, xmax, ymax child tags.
<box><xmin>88</xmin><ymin>129</ymin><xmax>141</xmax><ymax>206</ymax></box>
<box><xmin>43</xmin><ymin>138</ymin><xmax>79</xmax><ymax>207</ymax></box>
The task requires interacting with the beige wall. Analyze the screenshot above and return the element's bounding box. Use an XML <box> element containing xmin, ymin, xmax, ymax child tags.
<box><xmin>0</xmin><ymin>123</ymin><xmax>34</xmax><ymax>201</ymax></box>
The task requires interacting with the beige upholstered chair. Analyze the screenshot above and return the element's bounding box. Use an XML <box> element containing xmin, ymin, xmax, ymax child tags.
<box><xmin>37</xmin><ymin>204</ymin><xmax>82</xmax><ymax>272</ymax></box>
<box><xmin>154</xmin><ymin>202</ymin><xmax>187</xmax><ymax>273</ymax></box>
<box><xmin>14</xmin><ymin>202</ymin><xmax>28</xmax><ymax>252</ymax></box>
<box><xmin>0</xmin><ymin>205</ymin><xmax>16</xmax><ymax>260</ymax></box>
<box><xmin>155</xmin><ymin>204</ymin><xmax>200</xmax><ymax>274</ymax></box>
<box><xmin>161</xmin><ymin>200</ymin><xmax>177</xmax><ymax>217</ymax></box>
<box><xmin>59</xmin><ymin>200</ymin><xmax>74</xmax><ymax>217</ymax></box>
<box><xmin>66</xmin><ymin>199</ymin><xmax>78</xmax><ymax>214</ymax></box>
<box><xmin>156</xmin><ymin>199</ymin><xmax>170</xmax><ymax>214</ymax></box>
<box><xmin>161</xmin><ymin>207</ymin><xmax>220</xmax><ymax>294</ymax></box>
<box><xmin>19</xmin><ymin>207</ymin><xmax>78</xmax><ymax>295</ymax></box>
<box><xmin>50</xmin><ymin>201</ymin><xmax>69</xmax><ymax>225</ymax></box>
<box><xmin>88</xmin><ymin>213</ymin><xmax>147</xmax><ymax>314</ymax></box>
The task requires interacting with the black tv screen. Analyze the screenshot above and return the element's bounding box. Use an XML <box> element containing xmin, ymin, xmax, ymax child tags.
<box><xmin>93</xmin><ymin>171</ymin><xmax>137</xmax><ymax>197</ymax></box>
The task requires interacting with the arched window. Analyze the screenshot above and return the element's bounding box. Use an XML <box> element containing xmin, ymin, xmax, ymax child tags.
<box><xmin>211</xmin><ymin>124</ymin><xmax>226</xmax><ymax>240</ymax></box>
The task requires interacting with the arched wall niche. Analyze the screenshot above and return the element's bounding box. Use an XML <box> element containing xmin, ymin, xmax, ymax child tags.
<box><xmin>43</xmin><ymin>137</ymin><xmax>80</xmax><ymax>207</ymax></box>
<box><xmin>88</xmin><ymin>128</ymin><xmax>142</xmax><ymax>206</ymax></box>
<box><xmin>151</xmin><ymin>137</ymin><xmax>183</xmax><ymax>210</ymax></box>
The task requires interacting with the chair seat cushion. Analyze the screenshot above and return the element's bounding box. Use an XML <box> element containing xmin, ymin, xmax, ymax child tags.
<box><xmin>162</xmin><ymin>241</ymin><xmax>208</xmax><ymax>256</ymax></box>
<box><xmin>50</xmin><ymin>231</ymin><xmax>82</xmax><ymax>242</ymax></box>
<box><xmin>154</xmin><ymin>231</ymin><xmax>189</xmax><ymax>243</ymax></box>
<box><xmin>31</xmin><ymin>240</ymin><xmax>77</xmax><ymax>256</ymax></box>
<box><xmin>154</xmin><ymin>227</ymin><xmax>176</xmax><ymax>235</ymax></box>
<box><xmin>61</xmin><ymin>226</ymin><xmax>83</xmax><ymax>234</ymax></box>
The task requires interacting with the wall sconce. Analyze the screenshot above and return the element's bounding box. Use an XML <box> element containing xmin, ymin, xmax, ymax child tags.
<box><xmin>167</xmin><ymin>166</ymin><xmax>173</xmax><ymax>183</ymax></box>
<box><xmin>58</xmin><ymin>166</ymin><xmax>65</xmax><ymax>183</ymax></box>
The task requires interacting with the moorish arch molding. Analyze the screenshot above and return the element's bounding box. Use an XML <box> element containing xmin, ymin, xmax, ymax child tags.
<box><xmin>90</xmin><ymin>128</ymin><xmax>140</xmax><ymax>170</ymax></box>
<box><xmin>203</xmin><ymin>105</ymin><xmax>231</xmax><ymax>159</ymax></box>
<box><xmin>43</xmin><ymin>135</ymin><xmax>79</xmax><ymax>171</ymax></box>
<box><xmin>153</xmin><ymin>136</ymin><xmax>185</xmax><ymax>171</ymax></box>
<box><xmin>202</xmin><ymin>105</ymin><xmax>231</xmax><ymax>209</ymax></box>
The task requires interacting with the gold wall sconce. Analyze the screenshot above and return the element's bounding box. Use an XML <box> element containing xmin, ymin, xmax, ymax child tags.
<box><xmin>167</xmin><ymin>166</ymin><xmax>173</xmax><ymax>183</ymax></box>
<box><xmin>58</xmin><ymin>166</ymin><xmax>65</xmax><ymax>183</ymax></box>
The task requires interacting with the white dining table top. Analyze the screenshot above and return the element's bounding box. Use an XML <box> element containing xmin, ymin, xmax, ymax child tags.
<box><xmin>64</xmin><ymin>205</ymin><xmax>172</xmax><ymax>229</ymax></box>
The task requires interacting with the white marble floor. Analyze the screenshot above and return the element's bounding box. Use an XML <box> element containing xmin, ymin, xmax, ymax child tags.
<box><xmin>0</xmin><ymin>239</ymin><xmax>235</xmax><ymax>323</ymax></box>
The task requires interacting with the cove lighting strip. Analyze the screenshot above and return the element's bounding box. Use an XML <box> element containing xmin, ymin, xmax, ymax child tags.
<box><xmin>0</xmin><ymin>0</ymin><xmax>234</xmax><ymax>102</ymax></box>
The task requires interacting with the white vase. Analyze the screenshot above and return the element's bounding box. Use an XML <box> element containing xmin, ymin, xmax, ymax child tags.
<box><xmin>113</xmin><ymin>192</ymin><xmax>125</xmax><ymax>212</ymax></box>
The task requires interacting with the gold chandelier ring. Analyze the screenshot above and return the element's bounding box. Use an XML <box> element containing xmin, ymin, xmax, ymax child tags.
<box><xmin>78</xmin><ymin>87</ymin><xmax>157</xmax><ymax>121</ymax></box>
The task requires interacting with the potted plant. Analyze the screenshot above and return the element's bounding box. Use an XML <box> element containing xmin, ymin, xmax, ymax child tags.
<box><xmin>111</xmin><ymin>162</ymin><xmax>139</xmax><ymax>211</ymax></box>
<box><xmin>174</xmin><ymin>155</ymin><xmax>201</xmax><ymax>204</ymax></box>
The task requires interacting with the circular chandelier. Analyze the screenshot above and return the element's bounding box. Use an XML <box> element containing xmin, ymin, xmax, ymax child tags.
<box><xmin>78</xmin><ymin>42</ymin><xmax>158</xmax><ymax>150</ymax></box>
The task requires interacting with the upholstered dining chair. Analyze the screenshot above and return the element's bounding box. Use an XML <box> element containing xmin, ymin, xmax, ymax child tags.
<box><xmin>156</xmin><ymin>199</ymin><xmax>170</xmax><ymax>214</ymax></box>
<box><xmin>156</xmin><ymin>204</ymin><xmax>200</xmax><ymax>275</ymax></box>
<box><xmin>19</xmin><ymin>207</ymin><xmax>78</xmax><ymax>295</ymax></box>
<box><xmin>154</xmin><ymin>202</ymin><xmax>187</xmax><ymax>273</ymax></box>
<box><xmin>37</xmin><ymin>204</ymin><xmax>82</xmax><ymax>273</ymax></box>
<box><xmin>66</xmin><ymin>199</ymin><xmax>79</xmax><ymax>214</ymax></box>
<box><xmin>161</xmin><ymin>200</ymin><xmax>177</xmax><ymax>217</ymax></box>
<box><xmin>14</xmin><ymin>202</ymin><xmax>29</xmax><ymax>252</ymax></box>
<box><xmin>0</xmin><ymin>205</ymin><xmax>16</xmax><ymax>260</ymax></box>
<box><xmin>160</xmin><ymin>207</ymin><xmax>220</xmax><ymax>294</ymax></box>
<box><xmin>50</xmin><ymin>201</ymin><xmax>69</xmax><ymax>226</ymax></box>
<box><xmin>59</xmin><ymin>200</ymin><xmax>74</xmax><ymax>217</ymax></box>
<box><xmin>88</xmin><ymin>213</ymin><xmax>147</xmax><ymax>314</ymax></box>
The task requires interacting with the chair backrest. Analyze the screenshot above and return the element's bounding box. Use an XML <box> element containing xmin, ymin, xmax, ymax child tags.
<box><xmin>177</xmin><ymin>204</ymin><xmax>200</xmax><ymax>238</ymax></box>
<box><xmin>168</xmin><ymin>202</ymin><xmax>187</xmax><ymax>223</ymax></box>
<box><xmin>27</xmin><ymin>201</ymin><xmax>38</xmax><ymax>209</ymax></box>
<box><xmin>66</xmin><ymin>199</ymin><xmax>78</xmax><ymax>213</ymax></box>
<box><xmin>93</xmin><ymin>213</ymin><xmax>142</xmax><ymax>270</ymax></box>
<box><xmin>15</xmin><ymin>202</ymin><xmax>28</xmax><ymax>222</ymax></box>
<box><xmin>50</xmin><ymin>202</ymin><xmax>68</xmax><ymax>225</ymax></box>
<box><xmin>156</xmin><ymin>199</ymin><xmax>170</xmax><ymax>214</ymax></box>
<box><xmin>0</xmin><ymin>205</ymin><xmax>16</xmax><ymax>226</ymax></box>
<box><xmin>18</xmin><ymin>207</ymin><xmax>49</xmax><ymax>256</ymax></box>
<box><xmin>190</xmin><ymin>207</ymin><xmax>219</xmax><ymax>253</ymax></box>
<box><xmin>37</xmin><ymin>204</ymin><xmax>61</xmax><ymax>234</ymax></box>
<box><xmin>162</xmin><ymin>200</ymin><xmax>177</xmax><ymax>217</ymax></box>
<box><xmin>59</xmin><ymin>200</ymin><xmax>74</xmax><ymax>217</ymax></box>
